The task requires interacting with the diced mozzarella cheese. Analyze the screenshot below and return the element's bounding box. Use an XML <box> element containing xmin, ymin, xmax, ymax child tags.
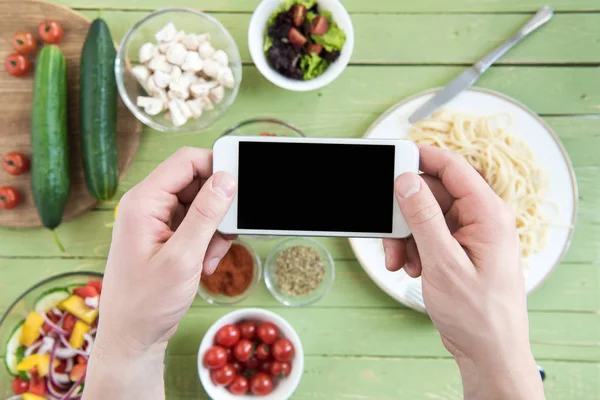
<box><xmin>198</xmin><ymin>41</ymin><xmax>215</xmax><ymax>59</ymax></box>
<box><xmin>148</xmin><ymin>54</ymin><xmax>172</xmax><ymax>73</ymax></box>
<box><xmin>209</xmin><ymin>85</ymin><xmax>225</xmax><ymax>104</ymax></box>
<box><xmin>168</xmin><ymin>99</ymin><xmax>189</xmax><ymax>127</ymax></box>
<box><xmin>212</xmin><ymin>49</ymin><xmax>229</xmax><ymax>66</ymax></box>
<box><xmin>155</xmin><ymin>22</ymin><xmax>177</xmax><ymax>43</ymax></box>
<box><xmin>132</xmin><ymin>65</ymin><xmax>151</xmax><ymax>92</ymax></box>
<box><xmin>182</xmin><ymin>33</ymin><xmax>201</xmax><ymax>51</ymax></box>
<box><xmin>139</xmin><ymin>43</ymin><xmax>158</xmax><ymax>63</ymax></box>
<box><xmin>217</xmin><ymin>66</ymin><xmax>235</xmax><ymax>89</ymax></box>
<box><xmin>187</xmin><ymin>99</ymin><xmax>203</xmax><ymax>119</ymax></box>
<box><xmin>202</xmin><ymin>58</ymin><xmax>219</xmax><ymax>78</ymax></box>
<box><xmin>181</xmin><ymin>51</ymin><xmax>204</xmax><ymax>72</ymax></box>
<box><xmin>199</xmin><ymin>96</ymin><xmax>214</xmax><ymax>111</ymax></box>
<box><xmin>180</xmin><ymin>71</ymin><xmax>199</xmax><ymax>86</ymax></box>
<box><xmin>170</xmin><ymin>66</ymin><xmax>182</xmax><ymax>82</ymax></box>
<box><xmin>137</xmin><ymin>96</ymin><xmax>164</xmax><ymax>116</ymax></box>
<box><xmin>168</xmin><ymin>80</ymin><xmax>190</xmax><ymax>99</ymax></box>
<box><xmin>166</xmin><ymin>43</ymin><xmax>187</xmax><ymax>66</ymax></box>
<box><xmin>153</xmin><ymin>69</ymin><xmax>172</xmax><ymax>89</ymax></box>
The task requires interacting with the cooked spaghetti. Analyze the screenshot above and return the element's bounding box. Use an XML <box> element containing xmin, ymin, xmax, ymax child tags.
<box><xmin>408</xmin><ymin>110</ymin><xmax>552</xmax><ymax>259</ymax></box>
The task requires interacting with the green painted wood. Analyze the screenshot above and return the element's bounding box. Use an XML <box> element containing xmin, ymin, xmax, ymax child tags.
<box><xmin>56</xmin><ymin>0</ymin><xmax>600</xmax><ymax>13</ymax></box>
<box><xmin>0</xmin><ymin>258</ymin><xmax>597</xmax><ymax>315</ymax></box>
<box><xmin>98</xmin><ymin>11</ymin><xmax>600</xmax><ymax>64</ymax></box>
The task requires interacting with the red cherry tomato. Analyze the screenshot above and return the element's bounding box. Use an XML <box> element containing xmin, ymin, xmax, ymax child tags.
<box><xmin>0</xmin><ymin>186</ymin><xmax>20</xmax><ymax>210</ymax></box>
<box><xmin>256</xmin><ymin>322</ymin><xmax>279</xmax><ymax>345</ymax></box>
<box><xmin>244</xmin><ymin>356</ymin><xmax>260</xmax><ymax>370</ymax></box>
<box><xmin>12</xmin><ymin>31</ymin><xmax>37</xmax><ymax>54</ymax></box>
<box><xmin>238</xmin><ymin>320</ymin><xmax>256</xmax><ymax>340</ymax></box>
<box><xmin>226</xmin><ymin>347</ymin><xmax>234</xmax><ymax>362</ymax></box>
<box><xmin>28</xmin><ymin>372</ymin><xmax>46</xmax><ymax>395</ymax></box>
<box><xmin>210</xmin><ymin>364</ymin><xmax>236</xmax><ymax>386</ymax></box>
<box><xmin>215</xmin><ymin>324</ymin><xmax>241</xmax><ymax>348</ymax></box>
<box><xmin>233</xmin><ymin>339</ymin><xmax>253</xmax><ymax>362</ymax></box>
<box><xmin>73</xmin><ymin>285</ymin><xmax>99</xmax><ymax>299</ymax></box>
<box><xmin>38</xmin><ymin>20</ymin><xmax>63</xmax><ymax>44</ymax></box>
<box><xmin>4</xmin><ymin>53</ymin><xmax>31</xmax><ymax>77</ymax></box>
<box><xmin>272</xmin><ymin>338</ymin><xmax>295</xmax><ymax>362</ymax></box>
<box><xmin>3</xmin><ymin>152</ymin><xmax>30</xmax><ymax>176</ymax></box>
<box><xmin>231</xmin><ymin>361</ymin><xmax>242</xmax><ymax>374</ymax></box>
<box><xmin>228</xmin><ymin>375</ymin><xmax>249</xmax><ymax>395</ymax></box>
<box><xmin>63</xmin><ymin>314</ymin><xmax>76</xmax><ymax>333</ymax></box>
<box><xmin>250</xmin><ymin>372</ymin><xmax>274</xmax><ymax>395</ymax></box>
<box><xmin>256</xmin><ymin>343</ymin><xmax>271</xmax><ymax>361</ymax></box>
<box><xmin>259</xmin><ymin>132</ymin><xmax>277</xmax><ymax>136</ymax></box>
<box><xmin>69</xmin><ymin>364</ymin><xmax>86</xmax><ymax>382</ymax></box>
<box><xmin>270</xmin><ymin>361</ymin><xmax>292</xmax><ymax>378</ymax></box>
<box><xmin>88</xmin><ymin>280</ymin><xmax>103</xmax><ymax>294</ymax></box>
<box><xmin>203</xmin><ymin>346</ymin><xmax>228</xmax><ymax>369</ymax></box>
<box><xmin>12</xmin><ymin>377</ymin><xmax>29</xmax><ymax>394</ymax></box>
<box><xmin>260</xmin><ymin>360</ymin><xmax>272</xmax><ymax>373</ymax></box>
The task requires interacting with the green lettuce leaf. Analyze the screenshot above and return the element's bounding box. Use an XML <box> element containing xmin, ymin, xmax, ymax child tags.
<box><xmin>311</xmin><ymin>10</ymin><xmax>346</xmax><ymax>52</ymax></box>
<box><xmin>264</xmin><ymin>35</ymin><xmax>273</xmax><ymax>52</ymax></box>
<box><xmin>300</xmin><ymin>53</ymin><xmax>329</xmax><ymax>80</ymax></box>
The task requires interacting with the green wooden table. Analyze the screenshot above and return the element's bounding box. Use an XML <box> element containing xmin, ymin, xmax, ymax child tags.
<box><xmin>1</xmin><ymin>0</ymin><xmax>600</xmax><ymax>398</ymax></box>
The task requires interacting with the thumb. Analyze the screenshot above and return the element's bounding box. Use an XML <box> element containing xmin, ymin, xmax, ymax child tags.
<box><xmin>168</xmin><ymin>172</ymin><xmax>237</xmax><ymax>262</ymax></box>
<box><xmin>395</xmin><ymin>172</ymin><xmax>454</xmax><ymax>253</ymax></box>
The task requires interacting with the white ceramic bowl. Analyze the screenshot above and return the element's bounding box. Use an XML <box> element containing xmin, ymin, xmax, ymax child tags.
<box><xmin>248</xmin><ymin>0</ymin><xmax>354</xmax><ymax>91</ymax></box>
<box><xmin>198</xmin><ymin>308</ymin><xmax>304</xmax><ymax>400</ymax></box>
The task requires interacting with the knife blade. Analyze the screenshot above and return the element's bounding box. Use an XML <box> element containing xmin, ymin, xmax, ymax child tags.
<box><xmin>408</xmin><ymin>6</ymin><xmax>554</xmax><ymax>124</ymax></box>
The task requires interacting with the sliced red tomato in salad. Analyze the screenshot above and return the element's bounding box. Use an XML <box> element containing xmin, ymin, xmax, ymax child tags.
<box><xmin>73</xmin><ymin>285</ymin><xmax>99</xmax><ymax>299</ymax></box>
<box><xmin>11</xmin><ymin>376</ymin><xmax>29</xmax><ymax>394</ymax></box>
<box><xmin>88</xmin><ymin>280</ymin><xmax>103</xmax><ymax>294</ymax></box>
<box><xmin>63</xmin><ymin>313</ymin><xmax>76</xmax><ymax>333</ymax></box>
<box><xmin>28</xmin><ymin>371</ymin><xmax>46</xmax><ymax>395</ymax></box>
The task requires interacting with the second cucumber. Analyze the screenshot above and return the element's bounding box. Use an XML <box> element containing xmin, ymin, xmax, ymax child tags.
<box><xmin>80</xmin><ymin>18</ymin><xmax>119</xmax><ymax>201</ymax></box>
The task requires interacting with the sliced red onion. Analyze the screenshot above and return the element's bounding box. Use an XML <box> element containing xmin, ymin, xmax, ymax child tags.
<box><xmin>52</xmin><ymin>307</ymin><xmax>63</xmax><ymax>316</ymax></box>
<box><xmin>84</xmin><ymin>296</ymin><xmax>99</xmax><ymax>309</ymax></box>
<box><xmin>60</xmin><ymin>370</ymin><xmax>86</xmax><ymax>400</ymax></box>
<box><xmin>83</xmin><ymin>333</ymin><xmax>95</xmax><ymax>353</ymax></box>
<box><xmin>24</xmin><ymin>339</ymin><xmax>43</xmax><ymax>357</ymax></box>
<box><xmin>58</xmin><ymin>335</ymin><xmax>88</xmax><ymax>358</ymax></box>
<box><xmin>53</xmin><ymin>372</ymin><xmax>71</xmax><ymax>386</ymax></box>
<box><xmin>88</xmin><ymin>327</ymin><xmax>97</xmax><ymax>336</ymax></box>
<box><xmin>38</xmin><ymin>336</ymin><xmax>56</xmax><ymax>356</ymax></box>
<box><xmin>42</xmin><ymin>312</ymin><xmax>69</xmax><ymax>336</ymax></box>
<box><xmin>66</xmin><ymin>356</ymin><xmax>74</xmax><ymax>373</ymax></box>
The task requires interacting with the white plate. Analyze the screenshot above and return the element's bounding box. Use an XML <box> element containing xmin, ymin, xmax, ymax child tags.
<box><xmin>349</xmin><ymin>87</ymin><xmax>578</xmax><ymax>313</ymax></box>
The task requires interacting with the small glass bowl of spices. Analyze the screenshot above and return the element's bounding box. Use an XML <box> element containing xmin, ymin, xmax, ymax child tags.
<box><xmin>198</xmin><ymin>240</ymin><xmax>262</xmax><ymax>305</ymax></box>
<box><xmin>264</xmin><ymin>238</ymin><xmax>335</xmax><ymax>306</ymax></box>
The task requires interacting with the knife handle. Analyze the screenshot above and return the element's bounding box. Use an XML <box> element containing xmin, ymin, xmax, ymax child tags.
<box><xmin>474</xmin><ymin>6</ymin><xmax>554</xmax><ymax>74</ymax></box>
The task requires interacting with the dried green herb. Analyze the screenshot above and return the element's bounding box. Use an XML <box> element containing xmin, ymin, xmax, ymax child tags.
<box><xmin>274</xmin><ymin>245</ymin><xmax>325</xmax><ymax>296</ymax></box>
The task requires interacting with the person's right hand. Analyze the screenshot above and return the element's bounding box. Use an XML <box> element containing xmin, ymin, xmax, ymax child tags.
<box><xmin>383</xmin><ymin>145</ymin><xmax>544</xmax><ymax>400</ymax></box>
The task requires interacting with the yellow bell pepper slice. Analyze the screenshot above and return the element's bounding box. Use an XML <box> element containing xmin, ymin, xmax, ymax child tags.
<box><xmin>23</xmin><ymin>394</ymin><xmax>47</xmax><ymax>400</ymax></box>
<box><xmin>37</xmin><ymin>353</ymin><xmax>59</xmax><ymax>377</ymax></box>
<box><xmin>20</xmin><ymin>312</ymin><xmax>44</xmax><ymax>347</ymax></box>
<box><xmin>60</xmin><ymin>295</ymin><xmax>99</xmax><ymax>325</ymax></box>
<box><xmin>17</xmin><ymin>354</ymin><xmax>39</xmax><ymax>371</ymax></box>
<box><xmin>70</xmin><ymin>320</ymin><xmax>91</xmax><ymax>349</ymax></box>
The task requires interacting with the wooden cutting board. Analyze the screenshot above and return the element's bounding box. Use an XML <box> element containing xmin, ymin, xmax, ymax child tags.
<box><xmin>0</xmin><ymin>0</ymin><xmax>141</xmax><ymax>228</ymax></box>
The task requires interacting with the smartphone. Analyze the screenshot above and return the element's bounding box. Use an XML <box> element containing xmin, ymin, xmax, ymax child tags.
<box><xmin>213</xmin><ymin>136</ymin><xmax>419</xmax><ymax>238</ymax></box>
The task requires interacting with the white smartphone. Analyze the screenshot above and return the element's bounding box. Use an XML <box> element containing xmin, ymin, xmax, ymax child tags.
<box><xmin>213</xmin><ymin>136</ymin><xmax>419</xmax><ymax>238</ymax></box>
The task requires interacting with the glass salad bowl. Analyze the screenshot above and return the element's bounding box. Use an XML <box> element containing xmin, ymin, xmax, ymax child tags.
<box><xmin>116</xmin><ymin>8</ymin><xmax>242</xmax><ymax>133</ymax></box>
<box><xmin>221</xmin><ymin>118</ymin><xmax>306</xmax><ymax>138</ymax></box>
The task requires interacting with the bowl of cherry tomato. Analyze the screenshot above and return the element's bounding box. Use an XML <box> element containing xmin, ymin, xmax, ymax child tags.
<box><xmin>198</xmin><ymin>308</ymin><xmax>303</xmax><ymax>399</ymax></box>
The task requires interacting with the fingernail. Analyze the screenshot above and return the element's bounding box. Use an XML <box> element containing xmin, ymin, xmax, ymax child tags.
<box><xmin>212</xmin><ymin>173</ymin><xmax>237</xmax><ymax>198</ymax></box>
<box><xmin>206</xmin><ymin>257</ymin><xmax>221</xmax><ymax>274</ymax></box>
<box><xmin>396</xmin><ymin>173</ymin><xmax>421</xmax><ymax>199</ymax></box>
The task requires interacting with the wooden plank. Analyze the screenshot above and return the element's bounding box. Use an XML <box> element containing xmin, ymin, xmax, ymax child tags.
<box><xmin>55</xmin><ymin>0</ymin><xmax>600</xmax><ymax>13</ymax></box>
<box><xmin>97</xmin><ymin>11</ymin><xmax>600</xmax><ymax>64</ymax></box>
<box><xmin>162</xmin><ymin>356</ymin><xmax>599</xmax><ymax>400</ymax></box>
<box><xmin>0</xmin><ymin>258</ymin><xmax>596</xmax><ymax>314</ymax></box>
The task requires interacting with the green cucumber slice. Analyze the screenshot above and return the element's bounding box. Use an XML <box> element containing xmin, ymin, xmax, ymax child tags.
<box><xmin>4</xmin><ymin>320</ymin><xmax>24</xmax><ymax>376</ymax></box>
<box><xmin>34</xmin><ymin>288</ymin><xmax>70</xmax><ymax>313</ymax></box>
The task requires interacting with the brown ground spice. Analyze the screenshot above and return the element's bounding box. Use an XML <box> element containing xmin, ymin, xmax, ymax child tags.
<box><xmin>201</xmin><ymin>244</ymin><xmax>254</xmax><ymax>297</ymax></box>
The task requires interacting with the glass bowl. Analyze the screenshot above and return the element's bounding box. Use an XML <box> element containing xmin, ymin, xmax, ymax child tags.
<box><xmin>221</xmin><ymin>118</ymin><xmax>306</xmax><ymax>138</ymax></box>
<box><xmin>115</xmin><ymin>8</ymin><xmax>242</xmax><ymax>133</ymax></box>
<box><xmin>197</xmin><ymin>240</ymin><xmax>262</xmax><ymax>305</ymax></box>
<box><xmin>0</xmin><ymin>272</ymin><xmax>103</xmax><ymax>398</ymax></box>
<box><xmin>264</xmin><ymin>238</ymin><xmax>335</xmax><ymax>307</ymax></box>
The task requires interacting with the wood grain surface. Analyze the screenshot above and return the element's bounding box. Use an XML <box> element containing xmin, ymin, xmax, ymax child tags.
<box><xmin>0</xmin><ymin>0</ymin><xmax>141</xmax><ymax>228</ymax></box>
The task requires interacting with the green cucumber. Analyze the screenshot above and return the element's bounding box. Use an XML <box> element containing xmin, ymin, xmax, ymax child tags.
<box><xmin>31</xmin><ymin>45</ymin><xmax>69</xmax><ymax>250</ymax></box>
<box><xmin>4</xmin><ymin>321</ymin><xmax>24</xmax><ymax>376</ymax></box>
<box><xmin>80</xmin><ymin>18</ymin><xmax>119</xmax><ymax>201</ymax></box>
<box><xmin>34</xmin><ymin>288</ymin><xmax>70</xmax><ymax>313</ymax></box>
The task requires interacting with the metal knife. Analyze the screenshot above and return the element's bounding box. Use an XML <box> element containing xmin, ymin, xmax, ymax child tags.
<box><xmin>408</xmin><ymin>6</ymin><xmax>554</xmax><ymax>124</ymax></box>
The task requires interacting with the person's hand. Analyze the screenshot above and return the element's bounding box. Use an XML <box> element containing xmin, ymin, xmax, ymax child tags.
<box><xmin>383</xmin><ymin>145</ymin><xmax>544</xmax><ymax>400</ymax></box>
<box><xmin>84</xmin><ymin>147</ymin><xmax>237</xmax><ymax>400</ymax></box>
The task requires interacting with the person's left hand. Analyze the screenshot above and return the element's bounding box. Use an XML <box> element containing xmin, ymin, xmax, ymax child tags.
<box><xmin>85</xmin><ymin>147</ymin><xmax>237</xmax><ymax>400</ymax></box>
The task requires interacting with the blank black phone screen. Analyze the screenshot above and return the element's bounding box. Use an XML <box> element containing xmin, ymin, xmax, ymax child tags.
<box><xmin>237</xmin><ymin>142</ymin><xmax>395</xmax><ymax>233</ymax></box>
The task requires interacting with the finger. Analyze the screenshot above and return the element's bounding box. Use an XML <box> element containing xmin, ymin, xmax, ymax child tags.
<box><xmin>395</xmin><ymin>172</ymin><xmax>458</xmax><ymax>257</ymax></box>
<box><xmin>383</xmin><ymin>238</ymin><xmax>406</xmax><ymax>272</ymax></box>
<box><xmin>222</xmin><ymin>234</ymin><xmax>239</xmax><ymax>241</ymax></box>
<box><xmin>203</xmin><ymin>233</ymin><xmax>234</xmax><ymax>275</ymax></box>
<box><xmin>167</xmin><ymin>172</ymin><xmax>237</xmax><ymax>262</ymax></box>
<box><xmin>171</xmin><ymin>203</ymin><xmax>186</xmax><ymax>231</ymax></box>
<box><xmin>404</xmin><ymin>237</ymin><xmax>422</xmax><ymax>278</ymax></box>
<box><xmin>421</xmin><ymin>174</ymin><xmax>454</xmax><ymax>214</ymax></box>
<box><xmin>140</xmin><ymin>147</ymin><xmax>213</xmax><ymax>196</ymax></box>
<box><xmin>418</xmin><ymin>145</ymin><xmax>495</xmax><ymax>202</ymax></box>
<box><xmin>177</xmin><ymin>178</ymin><xmax>202</xmax><ymax>205</ymax></box>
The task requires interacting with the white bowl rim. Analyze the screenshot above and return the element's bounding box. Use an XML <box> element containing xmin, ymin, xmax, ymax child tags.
<box><xmin>198</xmin><ymin>308</ymin><xmax>304</xmax><ymax>400</ymax></box>
<box><xmin>115</xmin><ymin>7</ymin><xmax>243</xmax><ymax>133</ymax></box>
<box><xmin>248</xmin><ymin>0</ymin><xmax>355</xmax><ymax>92</ymax></box>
